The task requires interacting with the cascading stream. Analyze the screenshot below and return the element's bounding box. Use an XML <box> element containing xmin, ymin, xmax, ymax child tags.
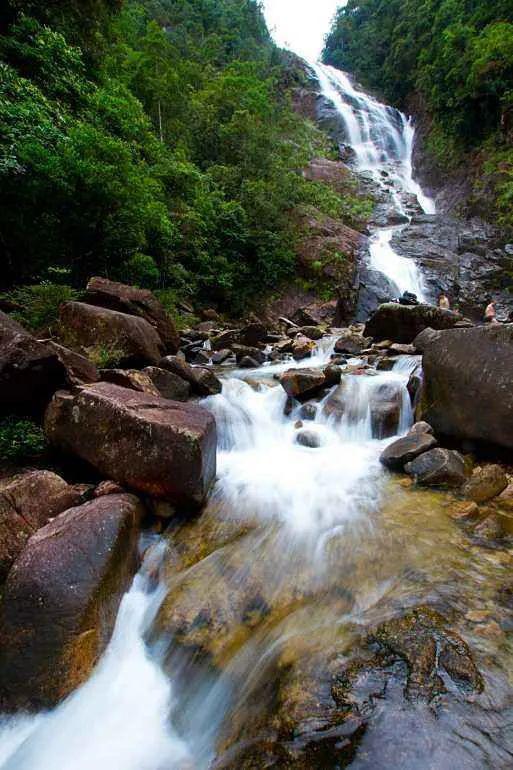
<box><xmin>312</xmin><ymin>62</ymin><xmax>436</xmax><ymax>301</ymax></box>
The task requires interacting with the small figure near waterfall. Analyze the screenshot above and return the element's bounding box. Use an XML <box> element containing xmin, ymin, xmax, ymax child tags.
<box><xmin>438</xmin><ymin>293</ymin><xmax>450</xmax><ymax>310</ymax></box>
<box><xmin>484</xmin><ymin>300</ymin><xmax>499</xmax><ymax>324</ymax></box>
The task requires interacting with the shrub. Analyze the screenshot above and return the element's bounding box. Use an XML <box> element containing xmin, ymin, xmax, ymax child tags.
<box><xmin>0</xmin><ymin>417</ymin><xmax>46</xmax><ymax>464</ymax></box>
<box><xmin>2</xmin><ymin>283</ymin><xmax>80</xmax><ymax>333</ymax></box>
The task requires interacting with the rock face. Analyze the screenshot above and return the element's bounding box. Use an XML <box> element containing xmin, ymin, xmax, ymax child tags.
<box><xmin>44</xmin><ymin>383</ymin><xmax>217</xmax><ymax>508</ymax></box>
<box><xmin>59</xmin><ymin>302</ymin><xmax>164</xmax><ymax>367</ymax></box>
<box><xmin>405</xmin><ymin>448</ymin><xmax>467</xmax><ymax>487</ymax></box>
<box><xmin>380</xmin><ymin>432</ymin><xmax>438</xmax><ymax>471</ymax></box>
<box><xmin>415</xmin><ymin>324</ymin><xmax>513</xmax><ymax>450</ymax></box>
<box><xmin>364</xmin><ymin>303</ymin><xmax>464</xmax><ymax>343</ymax></box>
<box><xmin>46</xmin><ymin>341</ymin><xmax>99</xmax><ymax>386</ymax></box>
<box><xmin>0</xmin><ymin>471</ymin><xmax>84</xmax><ymax>580</ymax></box>
<box><xmin>279</xmin><ymin>369</ymin><xmax>327</xmax><ymax>400</ymax></box>
<box><xmin>85</xmin><ymin>277</ymin><xmax>179</xmax><ymax>353</ymax></box>
<box><xmin>0</xmin><ymin>493</ymin><xmax>143</xmax><ymax>710</ymax></box>
<box><xmin>0</xmin><ymin>311</ymin><xmax>65</xmax><ymax>415</ymax></box>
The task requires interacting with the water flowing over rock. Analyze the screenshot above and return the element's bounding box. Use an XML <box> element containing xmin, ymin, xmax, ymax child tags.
<box><xmin>0</xmin><ymin>493</ymin><xmax>143</xmax><ymax>711</ymax></box>
<box><xmin>416</xmin><ymin>324</ymin><xmax>513</xmax><ymax>450</ymax></box>
<box><xmin>85</xmin><ymin>277</ymin><xmax>180</xmax><ymax>354</ymax></box>
<box><xmin>44</xmin><ymin>383</ymin><xmax>217</xmax><ymax>507</ymax></box>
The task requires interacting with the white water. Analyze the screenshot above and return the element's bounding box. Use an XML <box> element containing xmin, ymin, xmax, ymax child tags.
<box><xmin>312</xmin><ymin>62</ymin><xmax>436</xmax><ymax>301</ymax></box>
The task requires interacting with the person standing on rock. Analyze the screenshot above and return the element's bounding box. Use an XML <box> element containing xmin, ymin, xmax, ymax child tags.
<box><xmin>484</xmin><ymin>300</ymin><xmax>498</xmax><ymax>324</ymax></box>
<box><xmin>438</xmin><ymin>293</ymin><xmax>450</xmax><ymax>310</ymax></box>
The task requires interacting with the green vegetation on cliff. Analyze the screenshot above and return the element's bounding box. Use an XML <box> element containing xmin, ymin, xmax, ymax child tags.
<box><xmin>323</xmin><ymin>0</ymin><xmax>513</xmax><ymax>226</ymax></box>
<box><xmin>0</xmin><ymin>0</ymin><xmax>365</xmax><ymax>314</ymax></box>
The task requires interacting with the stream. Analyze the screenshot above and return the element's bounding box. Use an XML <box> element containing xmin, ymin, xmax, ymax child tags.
<box><xmin>2</xmin><ymin>60</ymin><xmax>513</xmax><ymax>770</ymax></box>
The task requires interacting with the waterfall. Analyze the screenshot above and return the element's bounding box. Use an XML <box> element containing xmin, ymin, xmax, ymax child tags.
<box><xmin>312</xmin><ymin>62</ymin><xmax>436</xmax><ymax>302</ymax></box>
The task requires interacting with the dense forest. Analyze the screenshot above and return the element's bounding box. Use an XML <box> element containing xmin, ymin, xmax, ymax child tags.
<box><xmin>0</xmin><ymin>0</ymin><xmax>362</xmax><ymax>320</ymax></box>
<box><xmin>323</xmin><ymin>0</ymin><xmax>513</xmax><ymax>227</ymax></box>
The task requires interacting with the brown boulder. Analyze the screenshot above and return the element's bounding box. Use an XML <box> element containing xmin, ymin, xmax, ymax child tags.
<box><xmin>99</xmin><ymin>368</ymin><xmax>160</xmax><ymax>396</ymax></box>
<box><xmin>44</xmin><ymin>382</ymin><xmax>217</xmax><ymax>507</ymax></box>
<box><xmin>143</xmin><ymin>366</ymin><xmax>191</xmax><ymax>401</ymax></box>
<box><xmin>59</xmin><ymin>302</ymin><xmax>164</xmax><ymax>367</ymax></box>
<box><xmin>159</xmin><ymin>355</ymin><xmax>222</xmax><ymax>396</ymax></box>
<box><xmin>0</xmin><ymin>470</ymin><xmax>84</xmax><ymax>580</ymax></box>
<box><xmin>380</xmin><ymin>432</ymin><xmax>438</xmax><ymax>471</ymax></box>
<box><xmin>238</xmin><ymin>322</ymin><xmax>267</xmax><ymax>347</ymax></box>
<box><xmin>364</xmin><ymin>303</ymin><xmax>463</xmax><ymax>343</ymax></box>
<box><xmin>334</xmin><ymin>329</ymin><xmax>369</xmax><ymax>355</ymax></box>
<box><xmin>405</xmin><ymin>448</ymin><xmax>467</xmax><ymax>488</ymax></box>
<box><xmin>85</xmin><ymin>277</ymin><xmax>179</xmax><ymax>354</ymax></box>
<box><xmin>415</xmin><ymin>324</ymin><xmax>513</xmax><ymax>450</ymax></box>
<box><xmin>292</xmin><ymin>335</ymin><xmax>316</xmax><ymax>361</ymax></box>
<box><xmin>463</xmin><ymin>465</ymin><xmax>508</xmax><ymax>503</ymax></box>
<box><xmin>0</xmin><ymin>311</ymin><xmax>65</xmax><ymax>415</ymax></box>
<box><xmin>279</xmin><ymin>368</ymin><xmax>327</xmax><ymax>400</ymax></box>
<box><xmin>46</xmin><ymin>341</ymin><xmax>99</xmax><ymax>386</ymax></box>
<box><xmin>0</xmin><ymin>493</ymin><xmax>143</xmax><ymax>710</ymax></box>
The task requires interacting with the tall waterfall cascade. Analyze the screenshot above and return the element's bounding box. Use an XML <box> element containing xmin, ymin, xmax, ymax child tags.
<box><xmin>312</xmin><ymin>62</ymin><xmax>436</xmax><ymax>301</ymax></box>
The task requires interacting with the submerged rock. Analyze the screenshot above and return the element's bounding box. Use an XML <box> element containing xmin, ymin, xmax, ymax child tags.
<box><xmin>364</xmin><ymin>303</ymin><xmax>463</xmax><ymax>343</ymax></box>
<box><xmin>0</xmin><ymin>493</ymin><xmax>143</xmax><ymax>711</ymax></box>
<box><xmin>416</xmin><ymin>324</ymin><xmax>513</xmax><ymax>450</ymax></box>
<box><xmin>405</xmin><ymin>448</ymin><xmax>467</xmax><ymax>488</ymax></box>
<box><xmin>44</xmin><ymin>382</ymin><xmax>217</xmax><ymax>508</ymax></box>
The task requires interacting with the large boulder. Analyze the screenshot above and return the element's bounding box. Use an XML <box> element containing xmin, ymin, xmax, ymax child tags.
<box><xmin>415</xmin><ymin>324</ymin><xmax>513</xmax><ymax>450</ymax></box>
<box><xmin>380</xmin><ymin>432</ymin><xmax>438</xmax><ymax>471</ymax></box>
<box><xmin>0</xmin><ymin>493</ymin><xmax>143</xmax><ymax>710</ymax></box>
<box><xmin>0</xmin><ymin>470</ymin><xmax>84</xmax><ymax>580</ymax></box>
<box><xmin>364</xmin><ymin>303</ymin><xmax>463</xmax><ymax>343</ymax></box>
<box><xmin>405</xmin><ymin>448</ymin><xmax>467</xmax><ymax>488</ymax></box>
<box><xmin>44</xmin><ymin>382</ymin><xmax>217</xmax><ymax>508</ymax></box>
<box><xmin>463</xmin><ymin>465</ymin><xmax>508</xmax><ymax>503</ymax></box>
<box><xmin>59</xmin><ymin>302</ymin><xmax>164</xmax><ymax>367</ymax></box>
<box><xmin>85</xmin><ymin>277</ymin><xmax>179</xmax><ymax>354</ymax></box>
<box><xmin>46</xmin><ymin>341</ymin><xmax>99</xmax><ymax>386</ymax></box>
<box><xmin>99</xmin><ymin>368</ymin><xmax>160</xmax><ymax>396</ymax></box>
<box><xmin>334</xmin><ymin>329</ymin><xmax>369</xmax><ymax>355</ymax></box>
<box><xmin>143</xmin><ymin>366</ymin><xmax>191</xmax><ymax>402</ymax></box>
<box><xmin>279</xmin><ymin>368</ymin><xmax>327</xmax><ymax>400</ymax></box>
<box><xmin>0</xmin><ymin>311</ymin><xmax>65</xmax><ymax>415</ymax></box>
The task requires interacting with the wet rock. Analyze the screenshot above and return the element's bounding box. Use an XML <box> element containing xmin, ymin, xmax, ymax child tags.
<box><xmin>299</xmin><ymin>403</ymin><xmax>317</xmax><ymax>421</ymax></box>
<box><xmin>85</xmin><ymin>276</ymin><xmax>179</xmax><ymax>353</ymax></box>
<box><xmin>389</xmin><ymin>343</ymin><xmax>416</xmax><ymax>355</ymax></box>
<box><xmin>239</xmin><ymin>356</ymin><xmax>261</xmax><ymax>369</ymax></box>
<box><xmin>45</xmin><ymin>341</ymin><xmax>99</xmax><ymax>386</ymax></box>
<box><xmin>449</xmin><ymin>501</ymin><xmax>480</xmax><ymax>522</ymax></box>
<box><xmin>0</xmin><ymin>470</ymin><xmax>84</xmax><ymax>580</ymax></box>
<box><xmin>322</xmin><ymin>382</ymin><xmax>347</xmax><ymax>421</ymax></box>
<box><xmin>405</xmin><ymin>448</ymin><xmax>467</xmax><ymax>488</ymax></box>
<box><xmin>463</xmin><ymin>465</ymin><xmax>508</xmax><ymax>503</ymax></box>
<box><xmin>364</xmin><ymin>303</ymin><xmax>463</xmax><ymax>343</ymax></box>
<box><xmin>296</xmin><ymin>429</ymin><xmax>321</xmax><ymax>448</ymax></box>
<box><xmin>44</xmin><ymin>383</ymin><xmax>217</xmax><ymax>507</ymax></box>
<box><xmin>159</xmin><ymin>355</ymin><xmax>222</xmax><ymax>396</ymax></box>
<box><xmin>93</xmin><ymin>480</ymin><xmax>126</xmax><ymax>498</ymax></box>
<box><xmin>334</xmin><ymin>329</ymin><xmax>369</xmax><ymax>355</ymax></box>
<box><xmin>211</xmin><ymin>349</ymin><xmax>233</xmax><ymax>365</ymax></box>
<box><xmin>99</xmin><ymin>368</ymin><xmax>160</xmax><ymax>396</ymax></box>
<box><xmin>233</xmin><ymin>345</ymin><xmax>266</xmax><ymax>365</ymax></box>
<box><xmin>0</xmin><ymin>493</ymin><xmax>144</xmax><ymax>710</ymax></box>
<box><xmin>193</xmin><ymin>349</ymin><xmax>212</xmax><ymax>366</ymax></box>
<box><xmin>415</xmin><ymin>324</ymin><xmax>513</xmax><ymax>450</ymax></box>
<box><xmin>370</xmin><ymin>606</ymin><xmax>482</xmax><ymax>699</ymax></box>
<box><xmin>0</xmin><ymin>311</ymin><xmax>66</xmax><ymax>416</ymax></box>
<box><xmin>59</xmin><ymin>302</ymin><xmax>164</xmax><ymax>367</ymax></box>
<box><xmin>323</xmin><ymin>364</ymin><xmax>342</xmax><ymax>386</ymax></box>
<box><xmin>409</xmin><ymin>421</ymin><xmax>434</xmax><ymax>435</ymax></box>
<box><xmin>143</xmin><ymin>366</ymin><xmax>190</xmax><ymax>401</ymax></box>
<box><xmin>279</xmin><ymin>368</ymin><xmax>326</xmax><ymax>400</ymax></box>
<box><xmin>380</xmin><ymin>432</ymin><xmax>438</xmax><ymax>471</ymax></box>
<box><xmin>292</xmin><ymin>335</ymin><xmax>316</xmax><ymax>360</ymax></box>
<box><xmin>369</xmin><ymin>382</ymin><xmax>402</xmax><ymax>439</ymax></box>
<box><xmin>407</xmin><ymin>364</ymin><xmax>423</xmax><ymax>409</ymax></box>
<box><xmin>296</xmin><ymin>325</ymin><xmax>324</xmax><ymax>341</ymax></box>
<box><xmin>284</xmin><ymin>396</ymin><xmax>297</xmax><ymax>417</ymax></box>
<box><xmin>211</xmin><ymin>329</ymin><xmax>239</xmax><ymax>351</ymax></box>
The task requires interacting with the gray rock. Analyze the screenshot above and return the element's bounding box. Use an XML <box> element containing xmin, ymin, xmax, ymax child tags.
<box><xmin>405</xmin><ymin>448</ymin><xmax>467</xmax><ymax>487</ymax></box>
<box><xmin>380</xmin><ymin>432</ymin><xmax>438</xmax><ymax>471</ymax></box>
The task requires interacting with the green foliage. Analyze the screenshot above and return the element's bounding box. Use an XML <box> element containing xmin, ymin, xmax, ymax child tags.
<box><xmin>0</xmin><ymin>417</ymin><xmax>46</xmax><ymax>464</ymax></box>
<box><xmin>1</xmin><ymin>283</ymin><xmax>80</xmax><ymax>332</ymax></box>
<box><xmin>87</xmin><ymin>341</ymin><xmax>126</xmax><ymax>368</ymax></box>
<box><xmin>0</xmin><ymin>0</ymin><xmax>370</xmax><ymax>314</ymax></box>
<box><xmin>324</xmin><ymin>0</ymin><xmax>513</xmax><ymax>145</ymax></box>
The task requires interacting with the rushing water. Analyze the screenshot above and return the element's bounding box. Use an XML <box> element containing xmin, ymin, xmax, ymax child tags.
<box><xmin>312</xmin><ymin>62</ymin><xmax>436</xmax><ymax>301</ymax></box>
<box><xmin>2</xmin><ymin>52</ymin><xmax>513</xmax><ymax>770</ymax></box>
